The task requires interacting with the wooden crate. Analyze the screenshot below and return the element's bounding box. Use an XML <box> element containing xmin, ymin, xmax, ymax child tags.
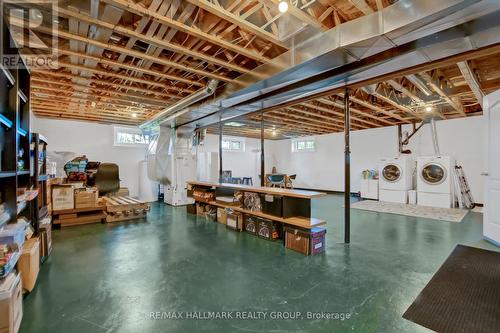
<box><xmin>103</xmin><ymin>196</ymin><xmax>150</xmax><ymax>223</ymax></box>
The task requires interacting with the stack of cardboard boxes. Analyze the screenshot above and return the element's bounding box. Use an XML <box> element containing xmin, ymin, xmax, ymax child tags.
<box><xmin>51</xmin><ymin>183</ymin><xmax>98</xmax><ymax>211</ymax></box>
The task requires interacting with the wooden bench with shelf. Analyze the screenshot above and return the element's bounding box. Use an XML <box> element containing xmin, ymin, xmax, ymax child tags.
<box><xmin>187</xmin><ymin>181</ymin><xmax>328</xmax><ymax>255</ymax></box>
<box><xmin>206</xmin><ymin>200</ymin><xmax>326</xmax><ymax>229</ymax></box>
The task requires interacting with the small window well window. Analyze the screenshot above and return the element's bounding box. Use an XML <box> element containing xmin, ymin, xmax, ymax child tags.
<box><xmin>222</xmin><ymin>137</ymin><xmax>245</xmax><ymax>152</ymax></box>
<box><xmin>292</xmin><ymin>139</ymin><xmax>315</xmax><ymax>152</ymax></box>
<box><xmin>114</xmin><ymin>126</ymin><xmax>149</xmax><ymax>147</ymax></box>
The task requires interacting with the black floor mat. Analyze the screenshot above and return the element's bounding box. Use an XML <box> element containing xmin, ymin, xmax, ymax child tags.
<box><xmin>403</xmin><ymin>245</ymin><xmax>500</xmax><ymax>333</ymax></box>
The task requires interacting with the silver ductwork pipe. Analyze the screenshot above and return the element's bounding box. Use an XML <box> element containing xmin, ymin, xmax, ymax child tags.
<box><xmin>430</xmin><ymin>118</ymin><xmax>441</xmax><ymax>156</ymax></box>
<box><xmin>139</xmin><ymin>79</ymin><xmax>219</xmax><ymax>131</ymax></box>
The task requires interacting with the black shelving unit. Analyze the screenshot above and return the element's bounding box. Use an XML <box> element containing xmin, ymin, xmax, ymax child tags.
<box><xmin>0</xmin><ymin>21</ymin><xmax>34</xmax><ymax>233</ymax></box>
<box><xmin>32</xmin><ymin>133</ymin><xmax>48</xmax><ymax>224</ymax></box>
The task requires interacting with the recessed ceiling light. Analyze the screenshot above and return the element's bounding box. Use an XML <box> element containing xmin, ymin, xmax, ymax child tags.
<box><xmin>272</xmin><ymin>130</ymin><xmax>277</xmax><ymax>136</ymax></box>
<box><xmin>425</xmin><ymin>106</ymin><xmax>433</xmax><ymax>112</ymax></box>
<box><xmin>225</xmin><ymin>121</ymin><xmax>244</xmax><ymax>127</ymax></box>
<box><xmin>278</xmin><ymin>1</ymin><xmax>289</xmax><ymax>13</ymax></box>
<box><xmin>132</xmin><ymin>113</ymin><xmax>138</xmax><ymax>118</ymax></box>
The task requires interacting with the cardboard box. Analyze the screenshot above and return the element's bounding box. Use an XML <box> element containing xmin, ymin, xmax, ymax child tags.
<box><xmin>17</xmin><ymin>238</ymin><xmax>40</xmax><ymax>292</ymax></box>
<box><xmin>226</xmin><ymin>211</ymin><xmax>243</xmax><ymax>231</ymax></box>
<box><xmin>216</xmin><ymin>208</ymin><xmax>227</xmax><ymax>224</ymax></box>
<box><xmin>74</xmin><ymin>187</ymin><xmax>98</xmax><ymax>209</ymax></box>
<box><xmin>52</xmin><ymin>185</ymin><xmax>75</xmax><ymax>211</ymax></box>
<box><xmin>196</xmin><ymin>203</ymin><xmax>207</xmax><ymax>216</ymax></box>
<box><xmin>284</xmin><ymin>227</ymin><xmax>326</xmax><ymax>255</ymax></box>
<box><xmin>0</xmin><ymin>273</ymin><xmax>23</xmax><ymax>333</ymax></box>
<box><xmin>39</xmin><ymin>221</ymin><xmax>52</xmax><ymax>258</ymax></box>
<box><xmin>117</xmin><ymin>187</ymin><xmax>129</xmax><ymax>196</ymax></box>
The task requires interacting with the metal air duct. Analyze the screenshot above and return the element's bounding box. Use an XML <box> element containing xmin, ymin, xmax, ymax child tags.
<box><xmin>176</xmin><ymin>0</ymin><xmax>499</xmax><ymax>130</ymax></box>
<box><xmin>139</xmin><ymin>79</ymin><xmax>219</xmax><ymax>131</ymax></box>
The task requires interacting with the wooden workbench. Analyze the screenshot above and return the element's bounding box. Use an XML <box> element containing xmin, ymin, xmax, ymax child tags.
<box><xmin>187</xmin><ymin>181</ymin><xmax>327</xmax><ymax>228</ymax></box>
<box><xmin>187</xmin><ymin>181</ymin><xmax>327</xmax><ymax>199</ymax></box>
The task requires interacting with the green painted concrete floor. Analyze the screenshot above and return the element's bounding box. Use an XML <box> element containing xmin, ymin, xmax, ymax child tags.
<box><xmin>20</xmin><ymin>195</ymin><xmax>498</xmax><ymax>333</ymax></box>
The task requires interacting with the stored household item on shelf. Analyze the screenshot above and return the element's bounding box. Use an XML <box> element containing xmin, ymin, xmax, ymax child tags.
<box><xmin>0</xmin><ymin>243</ymin><xmax>20</xmax><ymax>278</ymax></box>
<box><xmin>215</xmin><ymin>196</ymin><xmax>241</xmax><ymax>207</ymax></box>
<box><xmin>67</xmin><ymin>172</ymin><xmax>87</xmax><ymax>182</ymax></box>
<box><xmin>17</xmin><ymin>237</ymin><xmax>40</xmax><ymax>292</ymax></box>
<box><xmin>74</xmin><ymin>187</ymin><xmax>98</xmax><ymax>209</ymax></box>
<box><xmin>192</xmin><ymin>188</ymin><xmax>216</xmax><ymax>203</ymax></box>
<box><xmin>257</xmin><ymin>219</ymin><xmax>281</xmax><ymax>241</ymax></box>
<box><xmin>244</xmin><ymin>192</ymin><xmax>261</xmax><ymax>212</ymax></box>
<box><xmin>0</xmin><ymin>223</ymin><xmax>26</xmax><ymax>248</ymax></box>
<box><xmin>103</xmin><ymin>196</ymin><xmax>150</xmax><ymax>223</ymax></box>
<box><xmin>234</xmin><ymin>191</ymin><xmax>244</xmax><ymax>204</ymax></box>
<box><xmin>260</xmin><ymin>194</ymin><xmax>283</xmax><ymax>217</ymax></box>
<box><xmin>244</xmin><ymin>216</ymin><xmax>258</xmax><ymax>235</ymax></box>
<box><xmin>0</xmin><ymin>273</ymin><xmax>23</xmax><ymax>333</ymax></box>
<box><xmin>216</xmin><ymin>208</ymin><xmax>227</xmax><ymax>224</ymax></box>
<box><xmin>64</xmin><ymin>156</ymin><xmax>88</xmax><ymax>175</ymax></box>
<box><xmin>284</xmin><ymin>227</ymin><xmax>327</xmax><ymax>255</ymax></box>
<box><xmin>205</xmin><ymin>205</ymin><xmax>217</xmax><ymax>222</ymax></box>
<box><xmin>51</xmin><ymin>184</ymin><xmax>75</xmax><ymax>211</ymax></box>
<box><xmin>226</xmin><ymin>211</ymin><xmax>243</xmax><ymax>231</ymax></box>
<box><xmin>362</xmin><ymin>169</ymin><xmax>379</xmax><ymax>180</ymax></box>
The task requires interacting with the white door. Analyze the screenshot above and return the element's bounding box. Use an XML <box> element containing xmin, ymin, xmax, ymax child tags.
<box><xmin>484</xmin><ymin>90</ymin><xmax>500</xmax><ymax>245</ymax></box>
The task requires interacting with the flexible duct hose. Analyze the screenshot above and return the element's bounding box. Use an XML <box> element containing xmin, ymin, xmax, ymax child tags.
<box><xmin>430</xmin><ymin>118</ymin><xmax>441</xmax><ymax>156</ymax></box>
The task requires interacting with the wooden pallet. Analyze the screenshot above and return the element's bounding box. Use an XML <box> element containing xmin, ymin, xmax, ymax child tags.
<box><xmin>103</xmin><ymin>196</ymin><xmax>150</xmax><ymax>223</ymax></box>
<box><xmin>52</xmin><ymin>206</ymin><xmax>107</xmax><ymax>227</ymax></box>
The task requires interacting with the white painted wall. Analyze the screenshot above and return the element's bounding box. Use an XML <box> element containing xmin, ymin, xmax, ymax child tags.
<box><xmin>403</xmin><ymin>116</ymin><xmax>485</xmax><ymax>203</ymax></box>
<box><xmin>267</xmin><ymin>126</ymin><xmax>399</xmax><ymax>193</ymax></box>
<box><xmin>266</xmin><ymin>116</ymin><xmax>485</xmax><ymax>203</ymax></box>
<box><xmin>30</xmin><ymin>116</ymin><xmax>145</xmax><ymax>197</ymax></box>
<box><xmin>197</xmin><ymin>134</ymin><xmax>274</xmax><ymax>185</ymax></box>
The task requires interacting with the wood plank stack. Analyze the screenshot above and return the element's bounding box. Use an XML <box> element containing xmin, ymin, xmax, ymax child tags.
<box><xmin>52</xmin><ymin>206</ymin><xmax>107</xmax><ymax>227</ymax></box>
<box><xmin>103</xmin><ymin>196</ymin><xmax>150</xmax><ymax>223</ymax></box>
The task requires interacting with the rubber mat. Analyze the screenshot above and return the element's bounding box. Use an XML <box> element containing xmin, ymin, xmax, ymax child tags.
<box><xmin>403</xmin><ymin>245</ymin><xmax>500</xmax><ymax>333</ymax></box>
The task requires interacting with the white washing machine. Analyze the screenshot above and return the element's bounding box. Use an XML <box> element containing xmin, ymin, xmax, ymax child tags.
<box><xmin>417</xmin><ymin>156</ymin><xmax>455</xmax><ymax>208</ymax></box>
<box><xmin>378</xmin><ymin>156</ymin><xmax>416</xmax><ymax>204</ymax></box>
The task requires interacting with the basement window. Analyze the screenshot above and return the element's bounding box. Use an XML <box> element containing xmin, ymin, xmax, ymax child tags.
<box><xmin>114</xmin><ymin>126</ymin><xmax>149</xmax><ymax>147</ymax></box>
<box><xmin>292</xmin><ymin>139</ymin><xmax>315</xmax><ymax>152</ymax></box>
<box><xmin>222</xmin><ymin>137</ymin><xmax>245</xmax><ymax>152</ymax></box>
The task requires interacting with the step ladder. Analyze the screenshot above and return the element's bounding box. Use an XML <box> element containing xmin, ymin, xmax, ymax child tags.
<box><xmin>453</xmin><ymin>165</ymin><xmax>475</xmax><ymax>209</ymax></box>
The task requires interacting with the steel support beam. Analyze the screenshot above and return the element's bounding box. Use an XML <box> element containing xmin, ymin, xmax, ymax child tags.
<box><xmin>219</xmin><ymin>117</ymin><xmax>223</xmax><ymax>182</ymax></box>
<box><xmin>261</xmin><ymin>111</ymin><xmax>265</xmax><ymax>186</ymax></box>
<box><xmin>344</xmin><ymin>88</ymin><xmax>351</xmax><ymax>244</ymax></box>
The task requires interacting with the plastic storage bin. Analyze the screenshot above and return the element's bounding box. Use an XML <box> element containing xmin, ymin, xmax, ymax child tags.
<box><xmin>0</xmin><ymin>223</ymin><xmax>26</xmax><ymax>247</ymax></box>
<box><xmin>284</xmin><ymin>227</ymin><xmax>327</xmax><ymax>255</ymax></box>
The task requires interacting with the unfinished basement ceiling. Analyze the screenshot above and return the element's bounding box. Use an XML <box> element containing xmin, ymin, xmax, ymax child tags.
<box><xmin>13</xmin><ymin>0</ymin><xmax>394</xmax><ymax>125</ymax></box>
<box><xmin>205</xmin><ymin>50</ymin><xmax>495</xmax><ymax>140</ymax></box>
